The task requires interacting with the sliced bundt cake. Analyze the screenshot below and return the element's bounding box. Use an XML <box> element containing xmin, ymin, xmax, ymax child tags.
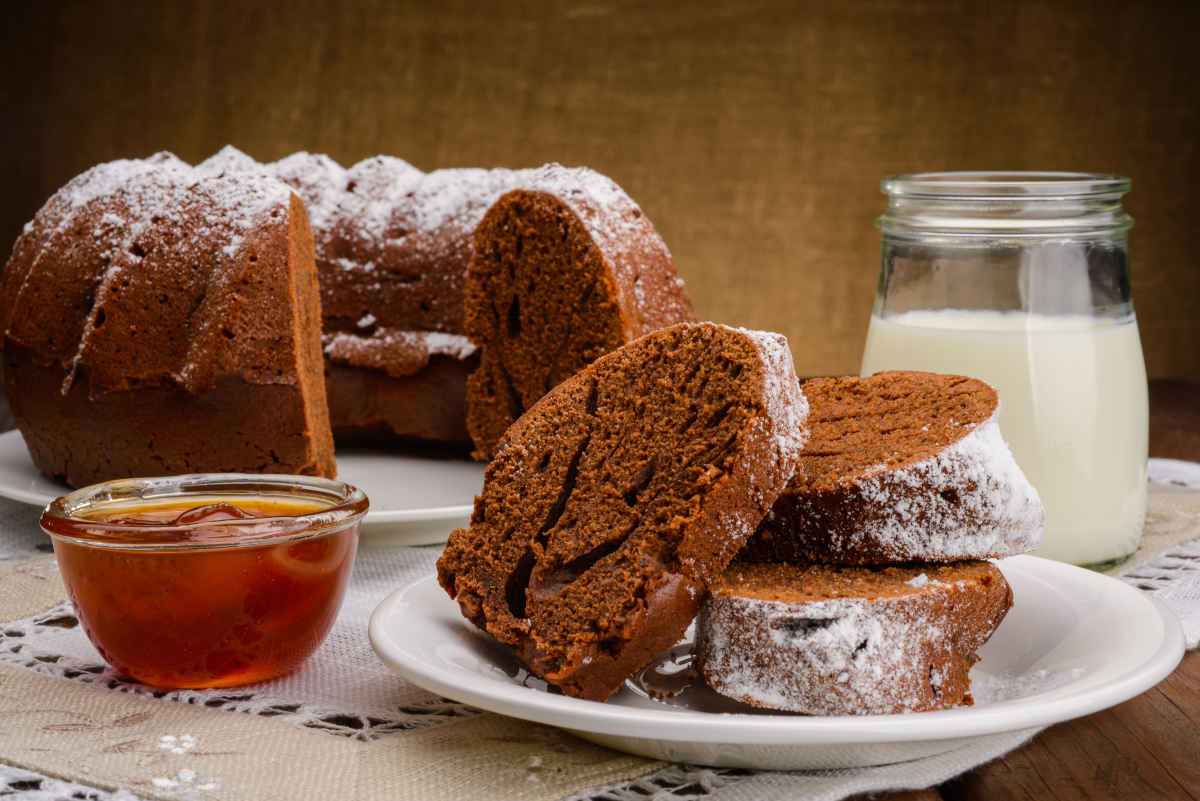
<box><xmin>463</xmin><ymin>165</ymin><xmax>695</xmax><ymax>460</ymax></box>
<box><xmin>437</xmin><ymin>322</ymin><xmax>808</xmax><ymax>700</ymax></box>
<box><xmin>696</xmin><ymin>560</ymin><xmax>1013</xmax><ymax>714</ymax></box>
<box><xmin>272</xmin><ymin>151</ymin><xmax>522</xmax><ymax>446</ymax></box>
<box><xmin>746</xmin><ymin>371</ymin><xmax>1044</xmax><ymax>564</ymax></box>
<box><xmin>0</xmin><ymin>152</ymin><xmax>334</xmax><ymax>486</ymax></box>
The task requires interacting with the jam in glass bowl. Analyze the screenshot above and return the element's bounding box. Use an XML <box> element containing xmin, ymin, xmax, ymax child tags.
<box><xmin>40</xmin><ymin>473</ymin><xmax>367</xmax><ymax>689</ymax></box>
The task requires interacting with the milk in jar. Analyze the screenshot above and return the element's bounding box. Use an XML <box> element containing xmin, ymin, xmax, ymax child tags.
<box><xmin>868</xmin><ymin>172</ymin><xmax>1147</xmax><ymax>566</ymax></box>
<box><xmin>862</xmin><ymin>310</ymin><xmax>1148</xmax><ymax>565</ymax></box>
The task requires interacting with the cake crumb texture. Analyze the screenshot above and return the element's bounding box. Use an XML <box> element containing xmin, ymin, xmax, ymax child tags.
<box><xmin>438</xmin><ymin>322</ymin><xmax>807</xmax><ymax>700</ymax></box>
<box><xmin>463</xmin><ymin>166</ymin><xmax>694</xmax><ymax>460</ymax></box>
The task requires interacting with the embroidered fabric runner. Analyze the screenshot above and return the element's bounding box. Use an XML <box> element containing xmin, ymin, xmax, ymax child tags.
<box><xmin>1</xmin><ymin>473</ymin><xmax>1198</xmax><ymax>801</ymax></box>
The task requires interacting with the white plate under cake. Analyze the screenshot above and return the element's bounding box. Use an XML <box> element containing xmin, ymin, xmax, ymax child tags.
<box><xmin>369</xmin><ymin>555</ymin><xmax>1183</xmax><ymax>770</ymax></box>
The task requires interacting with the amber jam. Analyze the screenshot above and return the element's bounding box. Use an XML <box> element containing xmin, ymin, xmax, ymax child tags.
<box><xmin>40</xmin><ymin>475</ymin><xmax>368</xmax><ymax>690</ymax></box>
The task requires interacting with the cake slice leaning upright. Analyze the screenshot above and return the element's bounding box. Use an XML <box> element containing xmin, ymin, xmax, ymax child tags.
<box><xmin>438</xmin><ymin>322</ymin><xmax>809</xmax><ymax>700</ymax></box>
<box><xmin>0</xmin><ymin>152</ymin><xmax>335</xmax><ymax>487</ymax></box>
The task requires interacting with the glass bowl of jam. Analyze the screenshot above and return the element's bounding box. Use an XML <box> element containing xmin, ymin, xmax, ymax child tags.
<box><xmin>40</xmin><ymin>473</ymin><xmax>368</xmax><ymax>689</ymax></box>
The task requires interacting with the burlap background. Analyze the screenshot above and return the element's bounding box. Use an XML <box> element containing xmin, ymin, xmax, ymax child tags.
<box><xmin>2</xmin><ymin>1</ymin><xmax>1198</xmax><ymax>380</ymax></box>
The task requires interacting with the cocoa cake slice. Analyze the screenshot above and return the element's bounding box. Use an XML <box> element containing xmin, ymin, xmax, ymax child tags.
<box><xmin>463</xmin><ymin>165</ymin><xmax>695</xmax><ymax>460</ymax></box>
<box><xmin>746</xmin><ymin>371</ymin><xmax>1044</xmax><ymax>565</ymax></box>
<box><xmin>696</xmin><ymin>560</ymin><xmax>1013</xmax><ymax>714</ymax></box>
<box><xmin>437</xmin><ymin>322</ymin><xmax>808</xmax><ymax>701</ymax></box>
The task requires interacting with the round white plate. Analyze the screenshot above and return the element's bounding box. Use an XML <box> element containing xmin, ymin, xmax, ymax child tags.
<box><xmin>0</xmin><ymin>429</ymin><xmax>483</xmax><ymax>546</ymax></box>
<box><xmin>369</xmin><ymin>555</ymin><xmax>1184</xmax><ymax>770</ymax></box>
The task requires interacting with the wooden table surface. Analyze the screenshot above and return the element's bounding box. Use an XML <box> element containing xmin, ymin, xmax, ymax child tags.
<box><xmin>868</xmin><ymin>379</ymin><xmax>1200</xmax><ymax>801</ymax></box>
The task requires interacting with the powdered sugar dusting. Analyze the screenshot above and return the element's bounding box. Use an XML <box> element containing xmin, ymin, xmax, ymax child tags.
<box><xmin>697</xmin><ymin>565</ymin><xmax>1010</xmax><ymax>715</ymax></box>
<box><xmin>735</xmin><ymin>326</ymin><xmax>809</xmax><ymax>467</ymax></box>
<box><xmin>699</xmin><ymin>593</ymin><xmax>941</xmax><ymax>714</ymax></box>
<box><xmin>17</xmin><ymin>147</ymin><xmax>689</xmax><ymax>407</ymax></box>
<box><xmin>421</xmin><ymin>331</ymin><xmax>477</xmax><ymax>360</ymax></box>
<box><xmin>267</xmin><ymin>153</ymin><xmax>689</xmax><ymax>342</ymax></box>
<box><xmin>843</xmin><ymin>410</ymin><xmax>1045</xmax><ymax>560</ymax></box>
<box><xmin>515</xmin><ymin>164</ymin><xmax>647</xmax><ymax>257</ymax></box>
<box><xmin>971</xmin><ymin>666</ymin><xmax>1088</xmax><ymax>703</ymax></box>
<box><xmin>271</xmin><ymin>151</ymin><xmax>350</xmax><ymax>233</ymax></box>
<box><xmin>510</xmin><ymin>164</ymin><xmax>691</xmax><ymax>330</ymax></box>
<box><xmin>18</xmin><ymin>148</ymin><xmax>294</xmax><ymax>393</ymax></box>
<box><xmin>400</xmin><ymin>167</ymin><xmax>520</xmax><ymax>236</ymax></box>
<box><xmin>195</xmin><ymin>145</ymin><xmax>261</xmax><ymax>177</ymax></box>
<box><xmin>269</xmin><ymin>154</ymin><xmax>519</xmax><ymax>279</ymax></box>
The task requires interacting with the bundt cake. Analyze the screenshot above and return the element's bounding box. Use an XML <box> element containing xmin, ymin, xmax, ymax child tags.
<box><xmin>437</xmin><ymin>322</ymin><xmax>809</xmax><ymax>700</ymax></box>
<box><xmin>463</xmin><ymin>166</ymin><xmax>695</xmax><ymax>459</ymax></box>
<box><xmin>745</xmin><ymin>371</ymin><xmax>1044</xmax><ymax>565</ymax></box>
<box><xmin>696</xmin><ymin>560</ymin><xmax>1013</xmax><ymax>714</ymax></box>
<box><xmin>203</xmin><ymin>149</ymin><xmax>693</xmax><ymax>453</ymax></box>
<box><xmin>272</xmin><ymin>152</ymin><xmax>531</xmax><ymax>446</ymax></box>
<box><xmin>0</xmin><ymin>152</ymin><xmax>335</xmax><ymax>486</ymax></box>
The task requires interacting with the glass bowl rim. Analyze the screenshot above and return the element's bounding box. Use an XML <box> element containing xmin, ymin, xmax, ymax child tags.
<box><xmin>40</xmin><ymin>473</ymin><xmax>369</xmax><ymax>552</ymax></box>
<box><xmin>882</xmin><ymin>171</ymin><xmax>1131</xmax><ymax>199</ymax></box>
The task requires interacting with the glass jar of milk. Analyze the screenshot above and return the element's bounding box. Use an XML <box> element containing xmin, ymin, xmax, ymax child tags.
<box><xmin>861</xmin><ymin>172</ymin><xmax>1148</xmax><ymax>568</ymax></box>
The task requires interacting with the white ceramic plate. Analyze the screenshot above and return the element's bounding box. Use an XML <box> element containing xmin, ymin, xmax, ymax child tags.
<box><xmin>369</xmin><ymin>555</ymin><xmax>1184</xmax><ymax>770</ymax></box>
<box><xmin>0</xmin><ymin>429</ymin><xmax>483</xmax><ymax>545</ymax></box>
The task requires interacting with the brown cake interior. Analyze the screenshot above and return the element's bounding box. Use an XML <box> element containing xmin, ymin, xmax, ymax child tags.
<box><xmin>713</xmin><ymin>560</ymin><xmax>1002</xmax><ymax>603</ymax></box>
<box><xmin>798</xmin><ymin>371</ymin><xmax>996</xmax><ymax>491</ymax></box>
<box><xmin>324</xmin><ymin>356</ymin><xmax>475</xmax><ymax>446</ymax></box>
<box><xmin>464</xmin><ymin>190</ymin><xmax>629</xmax><ymax>458</ymax></box>
<box><xmin>440</xmin><ymin>323</ymin><xmax>782</xmax><ymax>700</ymax></box>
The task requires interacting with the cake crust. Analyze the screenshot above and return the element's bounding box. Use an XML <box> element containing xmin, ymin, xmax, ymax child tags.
<box><xmin>696</xmin><ymin>561</ymin><xmax>1013</xmax><ymax>715</ymax></box>
<box><xmin>747</xmin><ymin>371</ymin><xmax>1044</xmax><ymax>564</ymax></box>
<box><xmin>438</xmin><ymin>322</ymin><xmax>807</xmax><ymax>701</ymax></box>
<box><xmin>0</xmin><ymin>153</ymin><xmax>335</xmax><ymax>486</ymax></box>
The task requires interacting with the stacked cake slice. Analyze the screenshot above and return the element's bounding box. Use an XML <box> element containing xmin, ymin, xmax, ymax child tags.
<box><xmin>696</xmin><ymin>371</ymin><xmax>1045</xmax><ymax>714</ymax></box>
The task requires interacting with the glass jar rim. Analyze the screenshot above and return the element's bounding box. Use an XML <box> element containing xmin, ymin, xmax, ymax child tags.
<box><xmin>40</xmin><ymin>473</ymin><xmax>369</xmax><ymax>551</ymax></box>
<box><xmin>883</xmin><ymin>171</ymin><xmax>1131</xmax><ymax>200</ymax></box>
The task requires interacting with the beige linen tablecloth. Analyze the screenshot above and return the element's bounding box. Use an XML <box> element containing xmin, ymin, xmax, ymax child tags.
<box><xmin>1</xmin><ymin>486</ymin><xmax>1198</xmax><ymax>801</ymax></box>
